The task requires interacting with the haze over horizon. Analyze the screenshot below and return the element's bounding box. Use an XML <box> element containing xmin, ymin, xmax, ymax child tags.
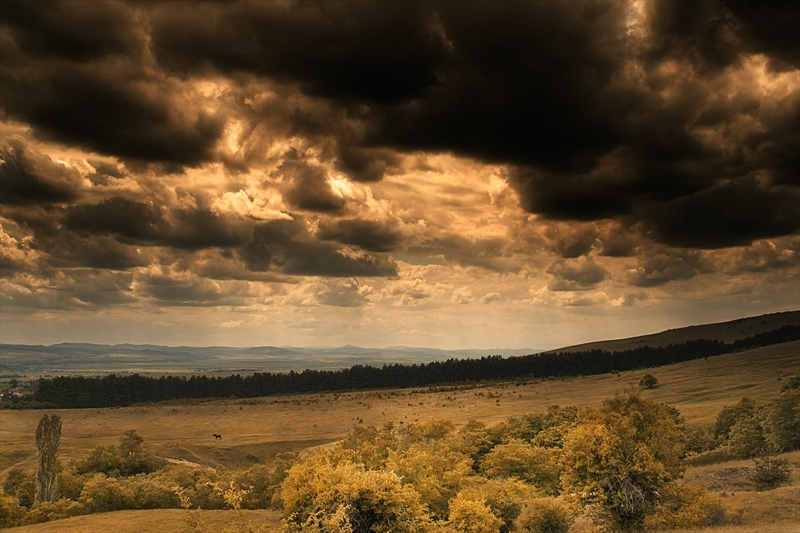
<box><xmin>1</xmin><ymin>1</ymin><xmax>798</xmax><ymax>350</ymax></box>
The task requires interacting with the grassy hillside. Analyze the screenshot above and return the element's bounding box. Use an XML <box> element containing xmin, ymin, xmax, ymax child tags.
<box><xmin>553</xmin><ymin>310</ymin><xmax>799</xmax><ymax>353</ymax></box>
<box><xmin>1</xmin><ymin>341</ymin><xmax>796</xmax><ymax>475</ymax></box>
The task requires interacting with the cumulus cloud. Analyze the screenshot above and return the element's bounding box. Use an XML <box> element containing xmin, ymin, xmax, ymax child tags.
<box><xmin>626</xmin><ymin>249</ymin><xmax>709</xmax><ymax>288</ymax></box>
<box><xmin>547</xmin><ymin>258</ymin><xmax>610</xmax><ymax>292</ymax></box>
<box><xmin>313</xmin><ymin>278</ymin><xmax>373</xmax><ymax>307</ymax></box>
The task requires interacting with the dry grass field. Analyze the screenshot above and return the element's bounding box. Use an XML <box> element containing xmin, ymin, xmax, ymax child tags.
<box><xmin>1</xmin><ymin>341</ymin><xmax>797</xmax><ymax>474</ymax></box>
<box><xmin>2</xmin><ymin>509</ymin><xmax>283</xmax><ymax>532</ymax></box>
<box><xmin>1</xmin><ymin>340</ymin><xmax>798</xmax><ymax>531</ymax></box>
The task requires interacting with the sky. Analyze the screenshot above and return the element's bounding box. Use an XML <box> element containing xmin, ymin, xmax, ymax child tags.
<box><xmin>0</xmin><ymin>0</ymin><xmax>798</xmax><ymax>350</ymax></box>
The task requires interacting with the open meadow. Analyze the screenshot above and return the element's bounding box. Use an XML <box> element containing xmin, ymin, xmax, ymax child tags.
<box><xmin>1</xmin><ymin>340</ymin><xmax>798</xmax><ymax>531</ymax></box>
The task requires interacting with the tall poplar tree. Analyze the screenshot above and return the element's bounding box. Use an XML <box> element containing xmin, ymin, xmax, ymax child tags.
<box><xmin>34</xmin><ymin>414</ymin><xmax>61</xmax><ymax>504</ymax></box>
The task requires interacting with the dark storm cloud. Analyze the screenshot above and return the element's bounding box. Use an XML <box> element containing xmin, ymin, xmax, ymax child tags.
<box><xmin>0</xmin><ymin>137</ymin><xmax>81</xmax><ymax>204</ymax></box>
<box><xmin>242</xmin><ymin>218</ymin><xmax>397</xmax><ymax>278</ymax></box>
<box><xmin>1</xmin><ymin>0</ymin><xmax>140</xmax><ymax>61</ymax></box>
<box><xmin>275</xmin><ymin>155</ymin><xmax>346</xmax><ymax>213</ymax></box>
<box><xmin>2</xmin><ymin>0</ymin><xmax>798</xmax><ymax>264</ymax></box>
<box><xmin>62</xmin><ymin>198</ymin><xmax>251</xmax><ymax>251</ymax></box>
<box><xmin>65</xmin><ymin>198</ymin><xmax>167</xmax><ymax>242</ymax></box>
<box><xmin>86</xmin><ymin>159</ymin><xmax>126</xmax><ymax>186</ymax></box>
<box><xmin>644</xmin><ymin>0</ymin><xmax>800</xmax><ymax>72</ymax></box>
<box><xmin>644</xmin><ymin>180</ymin><xmax>800</xmax><ymax>249</ymax></box>
<box><xmin>43</xmin><ymin>233</ymin><xmax>150</xmax><ymax>271</ymax></box>
<box><xmin>167</xmin><ymin>208</ymin><xmax>253</xmax><ymax>250</ymax></box>
<box><xmin>334</xmin><ymin>146</ymin><xmax>402</xmax><ymax>183</ymax></box>
<box><xmin>0</xmin><ymin>1</ymin><xmax>224</xmax><ymax>167</ymax></box>
<box><xmin>148</xmin><ymin>1</ymin><xmax>446</xmax><ymax>104</ymax></box>
<box><xmin>554</xmin><ymin>227</ymin><xmax>599</xmax><ymax>259</ymax></box>
<box><xmin>317</xmin><ymin>218</ymin><xmax>403</xmax><ymax>253</ymax></box>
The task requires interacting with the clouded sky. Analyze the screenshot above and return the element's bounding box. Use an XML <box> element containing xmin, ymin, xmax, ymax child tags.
<box><xmin>1</xmin><ymin>0</ymin><xmax>798</xmax><ymax>350</ymax></box>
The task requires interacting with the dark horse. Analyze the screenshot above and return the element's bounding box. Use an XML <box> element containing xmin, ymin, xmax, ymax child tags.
<box><xmin>213</xmin><ymin>434</ymin><xmax>222</xmax><ymax>440</ymax></box>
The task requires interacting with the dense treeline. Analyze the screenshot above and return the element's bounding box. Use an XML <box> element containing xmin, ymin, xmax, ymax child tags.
<box><xmin>27</xmin><ymin>325</ymin><xmax>800</xmax><ymax>409</ymax></box>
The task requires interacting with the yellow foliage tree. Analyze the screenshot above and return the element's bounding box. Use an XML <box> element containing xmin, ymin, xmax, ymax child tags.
<box><xmin>446</xmin><ymin>492</ymin><xmax>504</xmax><ymax>533</ymax></box>
<box><xmin>280</xmin><ymin>453</ymin><xmax>431</xmax><ymax>533</ymax></box>
<box><xmin>480</xmin><ymin>438</ymin><xmax>560</xmax><ymax>493</ymax></box>
<box><xmin>560</xmin><ymin>393</ymin><xmax>685</xmax><ymax>531</ymax></box>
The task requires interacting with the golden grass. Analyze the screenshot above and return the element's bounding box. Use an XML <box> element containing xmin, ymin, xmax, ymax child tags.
<box><xmin>649</xmin><ymin>522</ymin><xmax>800</xmax><ymax>533</ymax></box>
<box><xmin>2</xmin><ymin>509</ymin><xmax>282</xmax><ymax>532</ymax></box>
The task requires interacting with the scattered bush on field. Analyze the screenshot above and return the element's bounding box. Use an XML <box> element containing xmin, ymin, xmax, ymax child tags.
<box><xmin>233</xmin><ymin>452</ymin><xmax>298</xmax><ymax>510</ymax></box>
<box><xmin>21</xmin><ymin>497</ymin><xmax>84</xmax><ymax>525</ymax></box>
<box><xmin>0</xmin><ymin>487</ymin><xmax>25</xmax><ymax>528</ymax></box>
<box><xmin>643</xmin><ymin>482</ymin><xmax>726</xmax><ymax>530</ymax></box>
<box><xmin>762</xmin><ymin>389</ymin><xmax>800</xmax><ymax>452</ymax></box>
<box><xmin>751</xmin><ymin>454</ymin><xmax>791</xmax><ymax>491</ymax></box>
<box><xmin>2</xmin><ymin>467</ymin><xmax>35</xmax><ymax>508</ymax></box>
<box><xmin>685</xmin><ymin>446</ymin><xmax>735</xmax><ymax>467</ymax></box>
<box><xmin>639</xmin><ymin>374</ymin><xmax>658</xmax><ymax>389</ymax></box>
<box><xmin>77</xmin><ymin>430</ymin><xmax>165</xmax><ymax>477</ymax></box>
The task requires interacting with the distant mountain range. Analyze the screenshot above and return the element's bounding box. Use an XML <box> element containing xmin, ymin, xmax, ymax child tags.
<box><xmin>1</xmin><ymin>310</ymin><xmax>797</xmax><ymax>376</ymax></box>
<box><xmin>0</xmin><ymin>342</ymin><xmax>541</xmax><ymax>375</ymax></box>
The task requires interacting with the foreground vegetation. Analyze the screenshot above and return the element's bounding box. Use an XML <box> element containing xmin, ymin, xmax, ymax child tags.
<box><xmin>1</xmin><ymin>373</ymin><xmax>797</xmax><ymax>532</ymax></box>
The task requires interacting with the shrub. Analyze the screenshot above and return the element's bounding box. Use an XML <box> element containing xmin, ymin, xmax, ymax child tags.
<box><xmin>150</xmin><ymin>465</ymin><xmax>225</xmax><ymax>509</ymax></box>
<box><xmin>514</xmin><ymin>497</ymin><xmax>573</xmax><ymax>533</ymax></box>
<box><xmin>0</xmin><ymin>487</ymin><xmax>25</xmax><ymax>528</ymax></box>
<box><xmin>281</xmin><ymin>453</ymin><xmax>432</xmax><ymax>533</ymax></box>
<box><xmin>2</xmin><ymin>468</ymin><xmax>35</xmax><ymax>508</ymax></box>
<box><xmin>79</xmin><ymin>473</ymin><xmax>135</xmax><ymax>513</ymax></box>
<box><xmin>480</xmin><ymin>439</ymin><xmax>560</xmax><ymax>493</ymax></box>
<box><xmin>446</xmin><ymin>492</ymin><xmax>504</xmax><ymax>533</ymax></box>
<box><xmin>751</xmin><ymin>455</ymin><xmax>791</xmax><ymax>491</ymax></box>
<box><xmin>22</xmin><ymin>498</ymin><xmax>84</xmax><ymax>525</ymax></box>
<box><xmin>644</xmin><ymin>482</ymin><xmax>726</xmax><ymax>530</ymax></box>
<box><xmin>762</xmin><ymin>390</ymin><xmax>800</xmax><ymax>452</ymax></box>
<box><xmin>685</xmin><ymin>446</ymin><xmax>734</xmax><ymax>467</ymax></box>
<box><xmin>129</xmin><ymin>475</ymin><xmax>180</xmax><ymax>509</ymax></box>
<box><xmin>453</xmin><ymin>478</ymin><xmax>537</xmax><ymax>533</ymax></box>
<box><xmin>714</xmin><ymin>398</ymin><xmax>756</xmax><ymax>441</ymax></box>
<box><xmin>780</xmin><ymin>375</ymin><xmax>800</xmax><ymax>392</ymax></box>
<box><xmin>77</xmin><ymin>430</ymin><xmax>165</xmax><ymax>477</ymax></box>
<box><xmin>727</xmin><ymin>411</ymin><xmax>768</xmax><ymax>458</ymax></box>
<box><xmin>639</xmin><ymin>374</ymin><xmax>658</xmax><ymax>389</ymax></box>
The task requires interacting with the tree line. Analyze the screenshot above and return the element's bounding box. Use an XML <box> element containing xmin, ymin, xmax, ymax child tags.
<box><xmin>24</xmin><ymin>325</ymin><xmax>800</xmax><ymax>409</ymax></box>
